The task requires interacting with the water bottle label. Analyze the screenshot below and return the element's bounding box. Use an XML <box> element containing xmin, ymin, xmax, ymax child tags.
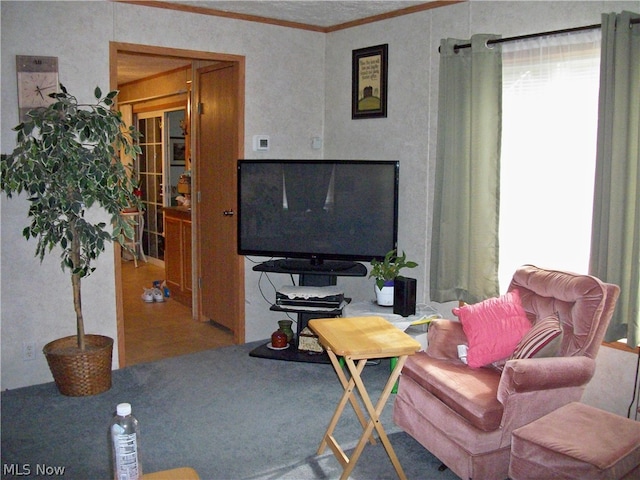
<box><xmin>112</xmin><ymin>429</ymin><xmax>140</xmax><ymax>480</ymax></box>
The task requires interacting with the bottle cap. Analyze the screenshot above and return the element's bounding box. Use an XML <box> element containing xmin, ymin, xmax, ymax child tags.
<box><xmin>116</xmin><ymin>403</ymin><xmax>132</xmax><ymax>416</ymax></box>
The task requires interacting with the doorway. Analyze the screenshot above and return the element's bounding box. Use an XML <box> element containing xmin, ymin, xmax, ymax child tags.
<box><xmin>133</xmin><ymin>107</ymin><xmax>188</xmax><ymax>264</ymax></box>
<box><xmin>166</xmin><ymin>109</ymin><xmax>187</xmax><ymax>207</ymax></box>
<box><xmin>136</xmin><ymin>112</ymin><xmax>165</xmax><ymax>262</ymax></box>
<box><xmin>121</xmin><ymin>261</ymin><xmax>233</xmax><ymax>365</ymax></box>
<box><xmin>111</xmin><ymin>42</ymin><xmax>246</xmax><ymax>366</ymax></box>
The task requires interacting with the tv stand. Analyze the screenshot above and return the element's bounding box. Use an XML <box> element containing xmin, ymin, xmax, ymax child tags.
<box><xmin>256</xmin><ymin>258</ymin><xmax>366</xmax><ymax>280</ymax></box>
<box><xmin>249</xmin><ymin>259</ymin><xmax>367</xmax><ymax>363</ymax></box>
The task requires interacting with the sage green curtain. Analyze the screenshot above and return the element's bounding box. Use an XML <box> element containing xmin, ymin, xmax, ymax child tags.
<box><xmin>590</xmin><ymin>11</ymin><xmax>640</xmax><ymax>347</ymax></box>
<box><xmin>430</xmin><ymin>35</ymin><xmax>502</xmax><ymax>304</ymax></box>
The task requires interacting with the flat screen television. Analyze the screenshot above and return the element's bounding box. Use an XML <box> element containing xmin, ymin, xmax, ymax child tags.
<box><xmin>237</xmin><ymin>160</ymin><xmax>399</xmax><ymax>271</ymax></box>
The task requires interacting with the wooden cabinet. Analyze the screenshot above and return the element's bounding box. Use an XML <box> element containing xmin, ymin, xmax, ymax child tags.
<box><xmin>164</xmin><ymin>207</ymin><xmax>192</xmax><ymax>307</ymax></box>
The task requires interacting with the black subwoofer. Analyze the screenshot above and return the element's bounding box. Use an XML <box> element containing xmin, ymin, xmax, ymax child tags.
<box><xmin>393</xmin><ymin>276</ymin><xmax>416</xmax><ymax>317</ymax></box>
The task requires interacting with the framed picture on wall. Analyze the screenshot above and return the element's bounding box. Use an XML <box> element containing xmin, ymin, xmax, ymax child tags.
<box><xmin>352</xmin><ymin>44</ymin><xmax>388</xmax><ymax>119</ymax></box>
<box><xmin>170</xmin><ymin>137</ymin><xmax>186</xmax><ymax>166</ymax></box>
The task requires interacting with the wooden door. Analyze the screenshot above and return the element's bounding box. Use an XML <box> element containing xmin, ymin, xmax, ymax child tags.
<box><xmin>196</xmin><ymin>62</ymin><xmax>245</xmax><ymax>341</ymax></box>
<box><xmin>183</xmin><ymin>220</ymin><xmax>192</xmax><ymax>295</ymax></box>
<box><xmin>164</xmin><ymin>214</ymin><xmax>182</xmax><ymax>294</ymax></box>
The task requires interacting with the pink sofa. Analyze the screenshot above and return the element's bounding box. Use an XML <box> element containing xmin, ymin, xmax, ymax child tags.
<box><xmin>393</xmin><ymin>265</ymin><xmax>620</xmax><ymax>480</ymax></box>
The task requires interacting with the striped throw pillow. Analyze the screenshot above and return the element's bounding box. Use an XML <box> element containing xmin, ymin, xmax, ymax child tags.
<box><xmin>511</xmin><ymin>314</ymin><xmax>562</xmax><ymax>359</ymax></box>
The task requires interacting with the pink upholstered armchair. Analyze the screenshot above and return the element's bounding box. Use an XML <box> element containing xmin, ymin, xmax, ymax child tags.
<box><xmin>393</xmin><ymin>265</ymin><xmax>620</xmax><ymax>480</ymax></box>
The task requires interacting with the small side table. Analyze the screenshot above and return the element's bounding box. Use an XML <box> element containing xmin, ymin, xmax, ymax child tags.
<box><xmin>344</xmin><ymin>301</ymin><xmax>441</xmax><ymax>350</ymax></box>
<box><xmin>120</xmin><ymin>210</ymin><xmax>146</xmax><ymax>268</ymax></box>
<box><xmin>309</xmin><ymin>316</ymin><xmax>421</xmax><ymax>480</ymax></box>
<box><xmin>344</xmin><ymin>302</ymin><xmax>441</xmax><ymax>392</ymax></box>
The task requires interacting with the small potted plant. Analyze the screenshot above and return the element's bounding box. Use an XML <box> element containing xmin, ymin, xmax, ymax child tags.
<box><xmin>369</xmin><ymin>249</ymin><xmax>418</xmax><ymax>306</ymax></box>
<box><xmin>1</xmin><ymin>85</ymin><xmax>142</xmax><ymax>396</ymax></box>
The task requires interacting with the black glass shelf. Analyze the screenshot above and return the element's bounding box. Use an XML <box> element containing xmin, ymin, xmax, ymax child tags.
<box><xmin>249</xmin><ymin>342</ymin><xmax>331</xmax><ymax>364</ymax></box>
<box><xmin>253</xmin><ymin>259</ymin><xmax>367</xmax><ymax>277</ymax></box>
<box><xmin>250</xmin><ymin>260</ymin><xmax>365</xmax><ymax>364</ymax></box>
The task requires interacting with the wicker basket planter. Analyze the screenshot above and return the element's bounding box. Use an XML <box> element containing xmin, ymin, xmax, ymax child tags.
<box><xmin>43</xmin><ymin>334</ymin><xmax>113</xmax><ymax>396</ymax></box>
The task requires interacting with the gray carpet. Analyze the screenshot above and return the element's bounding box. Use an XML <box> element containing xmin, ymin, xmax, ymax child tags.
<box><xmin>1</xmin><ymin>341</ymin><xmax>459</xmax><ymax>479</ymax></box>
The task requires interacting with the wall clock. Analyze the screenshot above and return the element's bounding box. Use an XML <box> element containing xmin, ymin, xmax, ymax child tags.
<box><xmin>16</xmin><ymin>55</ymin><xmax>59</xmax><ymax>122</ymax></box>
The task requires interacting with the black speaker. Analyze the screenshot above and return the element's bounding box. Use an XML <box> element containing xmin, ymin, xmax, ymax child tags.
<box><xmin>394</xmin><ymin>276</ymin><xmax>416</xmax><ymax>317</ymax></box>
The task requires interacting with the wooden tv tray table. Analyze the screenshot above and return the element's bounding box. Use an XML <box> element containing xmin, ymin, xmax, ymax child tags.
<box><xmin>308</xmin><ymin>316</ymin><xmax>421</xmax><ymax>480</ymax></box>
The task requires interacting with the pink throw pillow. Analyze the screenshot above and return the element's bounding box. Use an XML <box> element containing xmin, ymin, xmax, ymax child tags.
<box><xmin>453</xmin><ymin>290</ymin><xmax>532</xmax><ymax>368</ymax></box>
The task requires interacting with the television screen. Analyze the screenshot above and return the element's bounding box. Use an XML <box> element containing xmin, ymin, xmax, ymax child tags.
<box><xmin>237</xmin><ymin>160</ymin><xmax>399</xmax><ymax>266</ymax></box>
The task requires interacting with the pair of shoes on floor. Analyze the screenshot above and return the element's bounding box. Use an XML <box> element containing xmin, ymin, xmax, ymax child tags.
<box><xmin>141</xmin><ymin>288</ymin><xmax>164</xmax><ymax>303</ymax></box>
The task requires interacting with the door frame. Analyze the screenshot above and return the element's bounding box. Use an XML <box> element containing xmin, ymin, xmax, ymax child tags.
<box><xmin>110</xmin><ymin>42</ymin><xmax>246</xmax><ymax>367</ymax></box>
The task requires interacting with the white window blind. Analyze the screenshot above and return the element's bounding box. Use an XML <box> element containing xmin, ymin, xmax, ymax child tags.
<box><xmin>499</xmin><ymin>30</ymin><xmax>601</xmax><ymax>290</ymax></box>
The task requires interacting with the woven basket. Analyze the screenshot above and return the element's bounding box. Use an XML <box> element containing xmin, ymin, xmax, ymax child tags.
<box><xmin>43</xmin><ymin>334</ymin><xmax>113</xmax><ymax>397</ymax></box>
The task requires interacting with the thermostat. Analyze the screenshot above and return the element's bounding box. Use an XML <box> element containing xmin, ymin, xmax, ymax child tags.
<box><xmin>253</xmin><ymin>135</ymin><xmax>270</xmax><ymax>151</ymax></box>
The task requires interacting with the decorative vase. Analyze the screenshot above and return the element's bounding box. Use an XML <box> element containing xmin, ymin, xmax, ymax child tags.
<box><xmin>271</xmin><ymin>330</ymin><xmax>288</xmax><ymax>348</ymax></box>
<box><xmin>278</xmin><ymin>319</ymin><xmax>294</xmax><ymax>343</ymax></box>
<box><xmin>374</xmin><ymin>281</ymin><xmax>395</xmax><ymax>306</ymax></box>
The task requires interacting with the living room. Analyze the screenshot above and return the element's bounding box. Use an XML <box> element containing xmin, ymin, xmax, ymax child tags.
<box><xmin>1</xmin><ymin>1</ymin><xmax>639</xmax><ymax>476</ymax></box>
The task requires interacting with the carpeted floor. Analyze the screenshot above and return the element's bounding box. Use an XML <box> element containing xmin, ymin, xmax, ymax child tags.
<box><xmin>1</xmin><ymin>342</ymin><xmax>459</xmax><ymax>479</ymax></box>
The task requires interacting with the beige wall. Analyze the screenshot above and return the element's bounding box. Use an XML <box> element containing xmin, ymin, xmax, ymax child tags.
<box><xmin>2</xmin><ymin>1</ymin><xmax>639</xmax><ymax>417</ymax></box>
<box><xmin>1</xmin><ymin>0</ymin><xmax>326</xmax><ymax>389</ymax></box>
<box><xmin>321</xmin><ymin>0</ymin><xmax>639</xmax><ymax>417</ymax></box>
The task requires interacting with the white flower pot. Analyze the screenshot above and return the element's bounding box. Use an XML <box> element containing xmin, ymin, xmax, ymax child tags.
<box><xmin>374</xmin><ymin>283</ymin><xmax>394</xmax><ymax>306</ymax></box>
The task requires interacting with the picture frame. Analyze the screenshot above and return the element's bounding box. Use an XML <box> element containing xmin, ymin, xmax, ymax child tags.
<box><xmin>352</xmin><ymin>44</ymin><xmax>388</xmax><ymax>119</ymax></box>
<box><xmin>170</xmin><ymin>137</ymin><xmax>186</xmax><ymax>166</ymax></box>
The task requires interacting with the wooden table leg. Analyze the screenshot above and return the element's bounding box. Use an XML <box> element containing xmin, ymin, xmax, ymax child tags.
<box><xmin>340</xmin><ymin>355</ymin><xmax>409</xmax><ymax>480</ymax></box>
<box><xmin>317</xmin><ymin>349</ymin><xmax>376</xmax><ymax>459</ymax></box>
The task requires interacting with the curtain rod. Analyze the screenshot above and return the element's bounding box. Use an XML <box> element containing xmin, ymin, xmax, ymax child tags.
<box><xmin>442</xmin><ymin>17</ymin><xmax>640</xmax><ymax>52</ymax></box>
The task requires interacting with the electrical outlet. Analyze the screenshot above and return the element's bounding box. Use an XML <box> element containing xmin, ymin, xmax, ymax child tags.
<box><xmin>23</xmin><ymin>342</ymin><xmax>36</xmax><ymax>361</ymax></box>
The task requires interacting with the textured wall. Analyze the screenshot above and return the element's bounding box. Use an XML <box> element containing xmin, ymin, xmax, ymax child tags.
<box><xmin>322</xmin><ymin>0</ymin><xmax>638</xmax><ymax>303</ymax></box>
<box><xmin>322</xmin><ymin>1</ymin><xmax>640</xmax><ymax>418</ymax></box>
<box><xmin>1</xmin><ymin>1</ymin><xmax>120</xmax><ymax>390</ymax></box>
<box><xmin>1</xmin><ymin>0</ymin><xmax>326</xmax><ymax>389</ymax></box>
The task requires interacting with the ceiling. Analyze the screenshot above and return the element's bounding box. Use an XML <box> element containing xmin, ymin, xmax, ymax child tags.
<box><xmin>117</xmin><ymin>53</ymin><xmax>193</xmax><ymax>85</ymax></box>
<box><xmin>117</xmin><ymin>1</ymin><xmax>447</xmax><ymax>84</ymax></box>
<box><xmin>165</xmin><ymin>0</ymin><xmax>431</xmax><ymax>28</ymax></box>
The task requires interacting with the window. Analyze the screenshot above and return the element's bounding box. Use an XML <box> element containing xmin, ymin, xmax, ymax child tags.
<box><xmin>498</xmin><ymin>31</ymin><xmax>602</xmax><ymax>290</ymax></box>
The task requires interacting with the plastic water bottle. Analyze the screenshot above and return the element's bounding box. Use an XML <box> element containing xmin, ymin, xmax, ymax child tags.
<box><xmin>111</xmin><ymin>403</ymin><xmax>142</xmax><ymax>480</ymax></box>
